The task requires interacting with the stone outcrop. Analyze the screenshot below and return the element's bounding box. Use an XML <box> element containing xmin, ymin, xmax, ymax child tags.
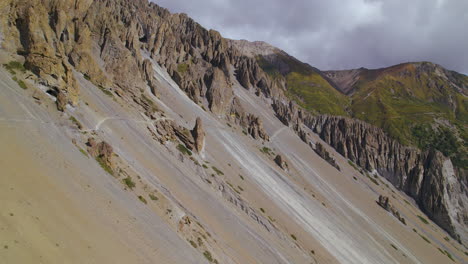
<box><xmin>313</xmin><ymin>143</ymin><xmax>340</xmax><ymax>171</ymax></box>
<box><xmin>228</xmin><ymin>97</ymin><xmax>269</xmax><ymax>141</ymax></box>
<box><xmin>154</xmin><ymin>118</ymin><xmax>206</xmax><ymax>153</ymax></box>
<box><xmin>87</xmin><ymin>138</ymin><xmax>114</xmax><ymax>169</ymax></box>
<box><xmin>377</xmin><ymin>195</ymin><xmax>406</xmax><ymax>225</ymax></box>
<box><xmin>274</xmin><ymin>155</ymin><xmax>289</xmax><ymax>171</ymax></box>
<box><xmin>271</xmin><ymin>99</ymin><xmax>467</xmax><ymax>243</ymax></box>
<box><xmin>191</xmin><ymin>117</ymin><xmax>205</xmax><ymax>153</ymax></box>
<box><xmin>204</xmin><ymin>67</ymin><xmax>233</xmax><ymax>114</ymax></box>
<box><xmin>306</xmin><ymin>115</ymin><xmax>467</xmax><ymax>243</ymax></box>
<box><xmin>247</xmin><ymin>116</ymin><xmax>269</xmax><ymax>141</ymax></box>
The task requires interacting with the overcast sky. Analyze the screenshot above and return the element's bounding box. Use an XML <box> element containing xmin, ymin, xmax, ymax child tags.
<box><xmin>154</xmin><ymin>0</ymin><xmax>468</xmax><ymax>74</ymax></box>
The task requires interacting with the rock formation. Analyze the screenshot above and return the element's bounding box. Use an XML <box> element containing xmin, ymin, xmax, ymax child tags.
<box><xmin>1</xmin><ymin>0</ymin><xmax>465</xmax><ymax>245</ymax></box>
<box><xmin>87</xmin><ymin>138</ymin><xmax>114</xmax><ymax>169</ymax></box>
<box><xmin>377</xmin><ymin>195</ymin><xmax>406</xmax><ymax>225</ymax></box>
<box><xmin>191</xmin><ymin>117</ymin><xmax>205</xmax><ymax>153</ymax></box>
<box><xmin>306</xmin><ymin>115</ymin><xmax>467</xmax><ymax>242</ymax></box>
<box><xmin>274</xmin><ymin>154</ymin><xmax>289</xmax><ymax>171</ymax></box>
<box><xmin>313</xmin><ymin>143</ymin><xmax>340</xmax><ymax>171</ymax></box>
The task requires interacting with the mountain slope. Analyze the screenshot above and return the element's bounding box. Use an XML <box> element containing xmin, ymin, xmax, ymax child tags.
<box><xmin>230</xmin><ymin>39</ymin><xmax>468</xmax><ymax>244</ymax></box>
<box><xmin>0</xmin><ymin>0</ymin><xmax>467</xmax><ymax>263</ymax></box>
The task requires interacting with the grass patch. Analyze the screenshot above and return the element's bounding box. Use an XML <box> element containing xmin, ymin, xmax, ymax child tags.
<box><xmin>123</xmin><ymin>176</ymin><xmax>136</xmax><ymax>190</ymax></box>
<box><xmin>69</xmin><ymin>116</ymin><xmax>82</xmax><ymax>129</ymax></box>
<box><xmin>417</xmin><ymin>215</ymin><xmax>429</xmax><ymax>224</ymax></box>
<box><xmin>391</xmin><ymin>244</ymin><xmax>398</xmax><ymax>250</ymax></box>
<box><xmin>291</xmin><ymin>234</ymin><xmax>297</xmax><ymax>241</ymax></box>
<box><xmin>212</xmin><ymin>166</ymin><xmax>224</xmax><ymax>176</ymax></box>
<box><xmin>348</xmin><ymin>160</ymin><xmax>360</xmax><ymax>171</ymax></box>
<box><xmin>149</xmin><ymin>194</ymin><xmax>158</xmax><ymax>201</ymax></box>
<box><xmin>177</xmin><ymin>63</ymin><xmax>189</xmax><ymax>74</ymax></box>
<box><xmin>96</xmin><ymin>156</ymin><xmax>113</xmax><ymax>176</ymax></box>
<box><xmin>11</xmin><ymin>76</ymin><xmax>27</xmax><ymax>89</ymax></box>
<box><xmin>3</xmin><ymin>61</ymin><xmax>26</xmax><ymax>75</ymax></box>
<box><xmin>98</xmin><ymin>85</ymin><xmax>113</xmax><ymax>97</ymax></box>
<box><xmin>202</xmin><ymin>164</ymin><xmax>208</xmax><ymax>169</ymax></box>
<box><xmin>138</xmin><ymin>195</ymin><xmax>147</xmax><ymax>204</ymax></box>
<box><xmin>237</xmin><ymin>186</ymin><xmax>244</xmax><ymax>192</ymax></box>
<box><xmin>444</xmin><ymin>236</ymin><xmax>449</xmax><ymax>241</ymax></box>
<box><xmin>79</xmin><ymin>148</ymin><xmax>89</xmax><ymax>158</ymax></box>
<box><xmin>141</xmin><ymin>94</ymin><xmax>159</xmax><ymax>113</ymax></box>
<box><xmin>83</xmin><ymin>74</ymin><xmax>91</xmax><ymax>81</ymax></box>
<box><xmin>177</xmin><ymin>144</ymin><xmax>192</xmax><ymax>156</ymax></box>
<box><xmin>239</xmin><ymin>174</ymin><xmax>244</xmax><ymax>180</ymax></box>
<box><xmin>260</xmin><ymin>208</ymin><xmax>265</xmax><ymax>213</ymax></box>
<box><xmin>419</xmin><ymin>234</ymin><xmax>431</xmax><ymax>244</ymax></box>
<box><xmin>365</xmin><ymin>172</ymin><xmax>380</xmax><ymax>185</ymax></box>
<box><xmin>260</xmin><ymin>146</ymin><xmax>272</xmax><ymax>155</ymax></box>
<box><xmin>189</xmin><ymin>240</ymin><xmax>197</xmax><ymax>248</ymax></box>
<box><xmin>203</xmin><ymin>250</ymin><xmax>213</xmax><ymax>262</ymax></box>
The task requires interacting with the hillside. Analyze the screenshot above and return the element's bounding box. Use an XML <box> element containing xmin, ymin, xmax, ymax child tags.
<box><xmin>233</xmin><ymin>40</ymin><xmax>467</xmax><ymax>170</ymax></box>
<box><xmin>0</xmin><ymin>1</ymin><xmax>467</xmax><ymax>263</ymax></box>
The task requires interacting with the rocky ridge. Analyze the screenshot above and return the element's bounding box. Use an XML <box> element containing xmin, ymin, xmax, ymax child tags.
<box><xmin>1</xmin><ymin>0</ymin><xmax>466</xmax><ymax>245</ymax></box>
<box><xmin>274</xmin><ymin>102</ymin><xmax>467</xmax><ymax>243</ymax></box>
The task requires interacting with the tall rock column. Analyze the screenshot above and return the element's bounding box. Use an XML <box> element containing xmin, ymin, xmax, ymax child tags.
<box><xmin>191</xmin><ymin>117</ymin><xmax>205</xmax><ymax>153</ymax></box>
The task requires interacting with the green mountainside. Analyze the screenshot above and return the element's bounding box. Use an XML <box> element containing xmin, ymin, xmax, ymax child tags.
<box><xmin>257</xmin><ymin>52</ymin><xmax>468</xmax><ymax>169</ymax></box>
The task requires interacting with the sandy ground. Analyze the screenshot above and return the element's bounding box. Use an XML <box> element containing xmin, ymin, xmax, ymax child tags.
<box><xmin>0</xmin><ymin>52</ymin><xmax>467</xmax><ymax>264</ymax></box>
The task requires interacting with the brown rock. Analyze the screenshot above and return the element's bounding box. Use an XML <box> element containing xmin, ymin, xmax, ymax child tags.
<box><xmin>191</xmin><ymin>117</ymin><xmax>205</xmax><ymax>153</ymax></box>
<box><xmin>274</xmin><ymin>155</ymin><xmax>289</xmax><ymax>171</ymax></box>
<box><xmin>56</xmin><ymin>91</ymin><xmax>67</xmax><ymax>112</ymax></box>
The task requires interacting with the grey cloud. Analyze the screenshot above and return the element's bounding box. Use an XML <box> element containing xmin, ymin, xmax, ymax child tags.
<box><xmin>153</xmin><ymin>0</ymin><xmax>468</xmax><ymax>73</ymax></box>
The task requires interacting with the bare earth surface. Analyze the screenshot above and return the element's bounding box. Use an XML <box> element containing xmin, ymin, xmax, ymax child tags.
<box><xmin>0</xmin><ymin>54</ymin><xmax>467</xmax><ymax>263</ymax></box>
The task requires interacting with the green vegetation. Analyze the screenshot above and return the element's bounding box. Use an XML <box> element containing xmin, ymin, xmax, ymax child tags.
<box><xmin>141</xmin><ymin>94</ymin><xmax>159</xmax><ymax>113</ymax></box>
<box><xmin>69</xmin><ymin>116</ymin><xmax>82</xmax><ymax>129</ymax></box>
<box><xmin>260</xmin><ymin>146</ymin><xmax>272</xmax><ymax>155</ymax></box>
<box><xmin>177</xmin><ymin>63</ymin><xmax>189</xmax><ymax>74</ymax></box>
<box><xmin>348</xmin><ymin>160</ymin><xmax>360</xmax><ymax>171</ymax></box>
<box><xmin>417</xmin><ymin>215</ymin><xmax>429</xmax><ymax>224</ymax></box>
<box><xmin>239</xmin><ymin>174</ymin><xmax>244</xmax><ymax>180</ymax></box>
<box><xmin>444</xmin><ymin>236</ymin><xmax>450</xmax><ymax>242</ymax></box>
<box><xmin>260</xmin><ymin>208</ymin><xmax>265</xmax><ymax>213</ymax></box>
<box><xmin>78</xmin><ymin>148</ymin><xmax>89</xmax><ymax>158</ymax></box>
<box><xmin>259</xmin><ymin>56</ymin><xmax>468</xmax><ymax>169</ymax></box>
<box><xmin>202</xmin><ymin>164</ymin><xmax>209</xmax><ymax>169</ymax></box>
<box><xmin>83</xmin><ymin>74</ymin><xmax>91</xmax><ymax>81</ymax></box>
<box><xmin>203</xmin><ymin>250</ymin><xmax>214</xmax><ymax>262</ymax></box>
<box><xmin>138</xmin><ymin>195</ymin><xmax>147</xmax><ymax>204</ymax></box>
<box><xmin>123</xmin><ymin>176</ymin><xmax>136</xmax><ymax>189</ymax></box>
<box><xmin>438</xmin><ymin>248</ymin><xmax>455</xmax><ymax>261</ymax></box>
<box><xmin>444</xmin><ymin>250</ymin><xmax>455</xmax><ymax>262</ymax></box>
<box><xmin>12</xmin><ymin>76</ymin><xmax>27</xmax><ymax>89</ymax></box>
<box><xmin>3</xmin><ymin>61</ymin><xmax>26</xmax><ymax>75</ymax></box>
<box><xmin>365</xmin><ymin>172</ymin><xmax>380</xmax><ymax>186</ymax></box>
<box><xmin>412</xmin><ymin>124</ymin><xmax>467</xmax><ymax>168</ymax></box>
<box><xmin>149</xmin><ymin>194</ymin><xmax>158</xmax><ymax>201</ymax></box>
<box><xmin>237</xmin><ymin>186</ymin><xmax>244</xmax><ymax>192</ymax></box>
<box><xmin>212</xmin><ymin>166</ymin><xmax>224</xmax><ymax>176</ymax></box>
<box><xmin>419</xmin><ymin>234</ymin><xmax>431</xmax><ymax>244</ymax></box>
<box><xmin>286</xmin><ymin>72</ymin><xmax>350</xmax><ymax>115</ymax></box>
<box><xmin>177</xmin><ymin>144</ymin><xmax>192</xmax><ymax>156</ymax></box>
<box><xmin>189</xmin><ymin>240</ymin><xmax>197</xmax><ymax>248</ymax></box>
<box><xmin>96</xmin><ymin>156</ymin><xmax>113</xmax><ymax>176</ymax></box>
<box><xmin>98</xmin><ymin>85</ymin><xmax>113</xmax><ymax>97</ymax></box>
<box><xmin>391</xmin><ymin>244</ymin><xmax>398</xmax><ymax>250</ymax></box>
<box><xmin>291</xmin><ymin>234</ymin><xmax>297</xmax><ymax>241</ymax></box>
